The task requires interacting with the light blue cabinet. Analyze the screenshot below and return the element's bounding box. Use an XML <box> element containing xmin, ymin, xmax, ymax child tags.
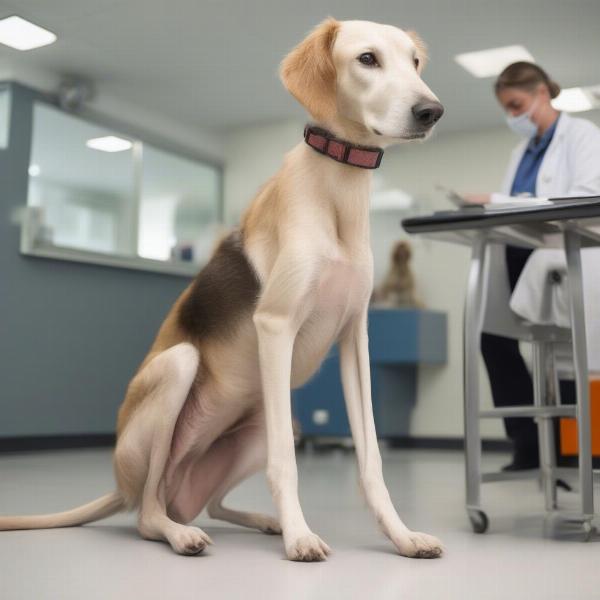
<box><xmin>292</xmin><ymin>309</ymin><xmax>447</xmax><ymax>439</ymax></box>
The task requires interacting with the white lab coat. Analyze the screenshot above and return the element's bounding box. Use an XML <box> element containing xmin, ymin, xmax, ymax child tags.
<box><xmin>491</xmin><ymin>112</ymin><xmax>600</xmax><ymax>203</ymax></box>
<box><xmin>488</xmin><ymin>112</ymin><xmax>600</xmax><ymax>372</ymax></box>
<box><xmin>510</xmin><ymin>248</ymin><xmax>600</xmax><ymax>372</ymax></box>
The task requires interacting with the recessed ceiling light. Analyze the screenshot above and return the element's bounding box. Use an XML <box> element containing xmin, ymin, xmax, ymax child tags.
<box><xmin>28</xmin><ymin>164</ymin><xmax>41</xmax><ymax>177</ymax></box>
<box><xmin>455</xmin><ymin>45</ymin><xmax>535</xmax><ymax>78</ymax></box>
<box><xmin>552</xmin><ymin>87</ymin><xmax>595</xmax><ymax>112</ymax></box>
<box><xmin>0</xmin><ymin>16</ymin><xmax>57</xmax><ymax>51</ymax></box>
<box><xmin>86</xmin><ymin>136</ymin><xmax>133</xmax><ymax>152</ymax></box>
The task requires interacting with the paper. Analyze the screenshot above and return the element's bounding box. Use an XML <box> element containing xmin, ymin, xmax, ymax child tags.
<box><xmin>435</xmin><ymin>183</ymin><xmax>468</xmax><ymax>208</ymax></box>
<box><xmin>484</xmin><ymin>198</ymin><xmax>553</xmax><ymax>211</ymax></box>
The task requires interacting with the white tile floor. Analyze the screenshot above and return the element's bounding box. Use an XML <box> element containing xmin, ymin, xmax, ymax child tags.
<box><xmin>0</xmin><ymin>446</ymin><xmax>599</xmax><ymax>600</ymax></box>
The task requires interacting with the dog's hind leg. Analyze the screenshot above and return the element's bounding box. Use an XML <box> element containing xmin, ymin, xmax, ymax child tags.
<box><xmin>206</xmin><ymin>414</ymin><xmax>281</xmax><ymax>535</ymax></box>
<box><xmin>167</xmin><ymin>412</ymin><xmax>280</xmax><ymax>535</ymax></box>
<box><xmin>116</xmin><ymin>342</ymin><xmax>213</xmax><ymax>555</ymax></box>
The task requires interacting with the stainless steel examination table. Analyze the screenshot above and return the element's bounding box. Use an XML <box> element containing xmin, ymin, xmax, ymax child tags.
<box><xmin>402</xmin><ymin>195</ymin><xmax>600</xmax><ymax>537</ymax></box>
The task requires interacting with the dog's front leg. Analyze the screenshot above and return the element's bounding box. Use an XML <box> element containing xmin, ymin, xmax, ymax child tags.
<box><xmin>253</xmin><ymin>248</ymin><xmax>331</xmax><ymax>562</ymax></box>
<box><xmin>339</xmin><ymin>307</ymin><xmax>443</xmax><ymax>558</ymax></box>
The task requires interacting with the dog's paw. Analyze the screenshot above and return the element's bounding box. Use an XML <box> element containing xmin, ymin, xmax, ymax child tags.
<box><xmin>167</xmin><ymin>524</ymin><xmax>213</xmax><ymax>556</ymax></box>
<box><xmin>285</xmin><ymin>532</ymin><xmax>332</xmax><ymax>561</ymax></box>
<box><xmin>390</xmin><ymin>530</ymin><xmax>443</xmax><ymax>559</ymax></box>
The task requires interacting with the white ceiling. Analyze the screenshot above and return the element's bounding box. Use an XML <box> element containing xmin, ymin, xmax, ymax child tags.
<box><xmin>0</xmin><ymin>0</ymin><xmax>599</xmax><ymax>136</ymax></box>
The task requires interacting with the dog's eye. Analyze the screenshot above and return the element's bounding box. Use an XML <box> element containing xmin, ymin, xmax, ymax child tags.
<box><xmin>414</xmin><ymin>57</ymin><xmax>420</xmax><ymax>69</ymax></box>
<box><xmin>358</xmin><ymin>52</ymin><xmax>378</xmax><ymax>67</ymax></box>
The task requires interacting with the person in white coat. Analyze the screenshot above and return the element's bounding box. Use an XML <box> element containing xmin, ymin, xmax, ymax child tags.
<box><xmin>464</xmin><ymin>61</ymin><xmax>600</xmax><ymax>471</ymax></box>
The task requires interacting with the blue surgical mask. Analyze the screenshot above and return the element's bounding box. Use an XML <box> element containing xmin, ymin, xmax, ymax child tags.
<box><xmin>505</xmin><ymin>98</ymin><xmax>539</xmax><ymax>138</ymax></box>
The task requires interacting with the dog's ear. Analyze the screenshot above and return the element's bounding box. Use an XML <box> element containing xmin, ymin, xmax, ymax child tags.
<box><xmin>280</xmin><ymin>18</ymin><xmax>340</xmax><ymax>121</ymax></box>
<box><xmin>405</xmin><ymin>30</ymin><xmax>429</xmax><ymax>73</ymax></box>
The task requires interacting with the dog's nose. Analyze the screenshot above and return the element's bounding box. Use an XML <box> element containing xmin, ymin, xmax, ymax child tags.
<box><xmin>412</xmin><ymin>101</ymin><xmax>444</xmax><ymax>127</ymax></box>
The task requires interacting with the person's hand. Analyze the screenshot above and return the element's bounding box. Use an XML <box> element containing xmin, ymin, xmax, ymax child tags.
<box><xmin>462</xmin><ymin>193</ymin><xmax>491</xmax><ymax>205</ymax></box>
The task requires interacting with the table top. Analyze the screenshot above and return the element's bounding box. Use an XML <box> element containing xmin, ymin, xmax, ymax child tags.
<box><xmin>402</xmin><ymin>196</ymin><xmax>600</xmax><ymax>234</ymax></box>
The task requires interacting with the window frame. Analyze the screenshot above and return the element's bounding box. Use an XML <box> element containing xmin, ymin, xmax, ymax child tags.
<box><xmin>20</xmin><ymin>97</ymin><xmax>224</xmax><ymax>278</ymax></box>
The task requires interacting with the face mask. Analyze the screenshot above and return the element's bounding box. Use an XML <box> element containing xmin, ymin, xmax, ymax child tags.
<box><xmin>505</xmin><ymin>97</ymin><xmax>539</xmax><ymax>138</ymax></box>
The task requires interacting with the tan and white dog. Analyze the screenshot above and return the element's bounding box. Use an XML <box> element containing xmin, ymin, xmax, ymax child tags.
<box><xmin>0</xmin><ymin>18</ymin><xmax>444</xmax><ymax>561</ymax></box>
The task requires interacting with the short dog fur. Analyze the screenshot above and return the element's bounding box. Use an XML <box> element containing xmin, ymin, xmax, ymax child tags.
<box><xmin>0</xmin><ymin>18</ymin><xmax>444</xmax><ymax>561</ymax></box>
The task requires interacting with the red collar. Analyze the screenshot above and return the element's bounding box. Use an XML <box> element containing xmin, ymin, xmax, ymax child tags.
<box><xmin>303</xmin><ymin>125</ymin><xmax>384</xmax><ymax>169</ymax></box>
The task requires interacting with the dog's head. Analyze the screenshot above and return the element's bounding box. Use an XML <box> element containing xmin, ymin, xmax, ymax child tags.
<box><xmin>392</xmin><ymin>240</ymin><xmax>412</xmax><ymax>265</ymax></box>
<box><xmin>280</xmin><ymin>18</ymin><xmax>443</xmax><ymax>147</ymax></box>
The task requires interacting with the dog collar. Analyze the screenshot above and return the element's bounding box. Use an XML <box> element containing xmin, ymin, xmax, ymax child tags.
<box><xmin>303</xmin><ymin>125</ymin><xmax>384</xmax><ymax>169</ymax></box>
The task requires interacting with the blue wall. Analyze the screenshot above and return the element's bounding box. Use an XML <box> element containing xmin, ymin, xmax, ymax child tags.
<box><xmin>0</xmin><ymin>83</ymin><xmax>193</xmax><ymax>437</ymax></box>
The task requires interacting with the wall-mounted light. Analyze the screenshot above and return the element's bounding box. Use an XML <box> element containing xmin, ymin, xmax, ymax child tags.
<box><xmin>28</xmin><ymin>164</ymin><xmax>41</xmax><ymax>177</ymax></box>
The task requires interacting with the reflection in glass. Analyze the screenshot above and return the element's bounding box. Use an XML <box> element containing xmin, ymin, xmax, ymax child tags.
<box><xmin>27</xmin><ymin>103</ymin><xmax>135</xmax><ymax>254</ymax></box>
<box><xmin>25</xmin><ymin>102</ymin><xmax>223</xmax><ymax>270</ymax></box>
<box><xmin>139</xmin><ymin>145</ymin><xmax>221</xmax><ymax>264</ymax></box>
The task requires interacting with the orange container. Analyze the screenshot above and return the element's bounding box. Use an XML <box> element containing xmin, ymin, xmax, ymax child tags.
<box><xmin>560</xmin><ymin>378</ymin><xmax>600</xmax><ymax>456</ymax></box>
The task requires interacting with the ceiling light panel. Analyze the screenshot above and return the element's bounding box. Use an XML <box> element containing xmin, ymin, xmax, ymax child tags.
<box><xmin>86</xmin><ymin>136</ymin><xmax>133</xmax><ymax>152</ymax></box>
<box><xmin>455</xmin><ymin>45</ymin><xmax>535</xmax><ymax>78</ymax></box>
<box><xmin>552</xmin><ymin>87</ymin><xmax>596</xmax><ymax>112</ymax></box>
<box><xmin>0</xmin><ymin>16</ymin><xmax>57</xmax><ymax>51</ymax></box>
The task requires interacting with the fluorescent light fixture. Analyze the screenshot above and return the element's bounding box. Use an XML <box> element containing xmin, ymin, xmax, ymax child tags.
<box><xmin>0</xmin><ymin>16</ymin><xmax>57</xmax><ymax>51</ymax></box>
<box><xmin>86</xmin><ymin>136</ymin><xmax>133</xmax><ymax>152</ymax></box>
<box><xmin>455</xmin><ymin>45</ymin><xmax>534</xmax><ymax>78</ymax></box>
<box><xmin>28</xmin><ymin>164</ymin><xmax>41</xmax><ymax>177</ymax></box>
<box><xmin>552</xmin><ymin>87</ymin><xmax>595</xmax><ymax>112</ymax></box>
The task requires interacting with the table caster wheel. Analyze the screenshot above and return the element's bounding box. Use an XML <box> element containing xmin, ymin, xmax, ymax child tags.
<box><xmin>583</xmin><ymin>521</ymin><xmax>596</xmax><ymax>541</ymax></box>
<box><xmin>468</xmin><ymin>509</ymin><xmax>489</xmax><ymax>534</ymax></box>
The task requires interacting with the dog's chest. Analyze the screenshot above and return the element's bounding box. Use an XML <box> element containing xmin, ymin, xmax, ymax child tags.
<box><xmin>314</xmin><ymin>255</ymin><xmax>370</xmax><ymax>314</ymax></box>
<box><xmin>290</xmin><ymin>254</ymin><xmax>370</xmax><ymax>388</ymax></box>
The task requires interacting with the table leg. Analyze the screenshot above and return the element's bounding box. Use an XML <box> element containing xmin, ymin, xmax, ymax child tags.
<box><xmin>533</xmin><ymin>341</ymin><xmax>558</xmax><ymax>511</ymax></box>
<box><xmin>563</xmin><ymin>228</ymin><xmax>594</xmax><ymax>521</ymax></box>
<box><xmin>464</xmin><ymin>234</ymin><xmax>489</xmax><ymax>531</ymax></box>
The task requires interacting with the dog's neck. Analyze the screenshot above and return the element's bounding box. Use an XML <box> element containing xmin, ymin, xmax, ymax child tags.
<box><xmin>304</xmin><ymin>125</ymin><xmax>383</xmax><ymax>169</ymax></box>
<box><xmin>297</xmin><ymin>124</ymin><xmax>374</xmax><ymax>247</ymax></box>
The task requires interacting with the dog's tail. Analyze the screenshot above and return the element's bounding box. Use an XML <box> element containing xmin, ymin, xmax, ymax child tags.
<box><xmin>0</xmin><ymin>491</ymin><xmax>125</xmax><ymax>531</ymax></box>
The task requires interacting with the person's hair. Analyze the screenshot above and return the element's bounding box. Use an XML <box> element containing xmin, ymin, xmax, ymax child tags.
<box><xmin>494</xmin><ymin>62</ymin><xmax>561</xmax><ymax>99</ymax></box>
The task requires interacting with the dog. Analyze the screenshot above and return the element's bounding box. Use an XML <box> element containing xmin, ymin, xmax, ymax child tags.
<box><xmin>0</xmin><ymin>18</ymin><xmax>444</xmax><ymax>561</ymax></box>
<box><xmin>371</xmin><ymin>240</ymin><xmax>423</xmax><ymax>308</ymax></box>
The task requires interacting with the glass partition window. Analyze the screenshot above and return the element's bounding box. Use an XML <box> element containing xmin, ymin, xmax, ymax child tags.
<box><xmin>27</xmin><ymin>104</ymin><xmax>136</xmax><ymax>255</ymax></box>
<box><xmin>0</xmin><ymin>88</ymin><xmax>10</xmax><ymax>148</ymax></box>
<box><xmin>25</xmin><ymin>102</ymin><xmax>222</xmax><ymax>271</ymax></box>
<box><xmin>139</xmin><ymin>145</ymin><xmax>221</xmax><ymax>264</ymax></box>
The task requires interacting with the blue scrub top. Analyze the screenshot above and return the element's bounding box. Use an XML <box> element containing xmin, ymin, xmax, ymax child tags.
<box><xmin>510</xmin><ymin>114</ymin><xmax>560</xmax><ymax>196</ymax></box>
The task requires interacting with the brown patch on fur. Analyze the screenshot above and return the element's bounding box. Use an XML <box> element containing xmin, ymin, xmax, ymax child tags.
<box><xmin>279</xmin><ymin>18</ymin><xmax>340</xmax><ymax>121</ymax></box>
<box><xmin>405</xmin><ymin>30</ymin><xmax>429</xmax><ymax>73</ymax></box>
<box><xmin>115</xmin><ymin>232</ymin><xmax>260</xmax><ymax>441</ymax></box>
<box><xmin>116</xmin><ymin>217</ymin><xmax>266</xmax><ymax>443</ymax></box>
<box><xmin>177</xmin><ymin>230</ymin><xmax>261</xmax><ymax>341</ymax></box>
